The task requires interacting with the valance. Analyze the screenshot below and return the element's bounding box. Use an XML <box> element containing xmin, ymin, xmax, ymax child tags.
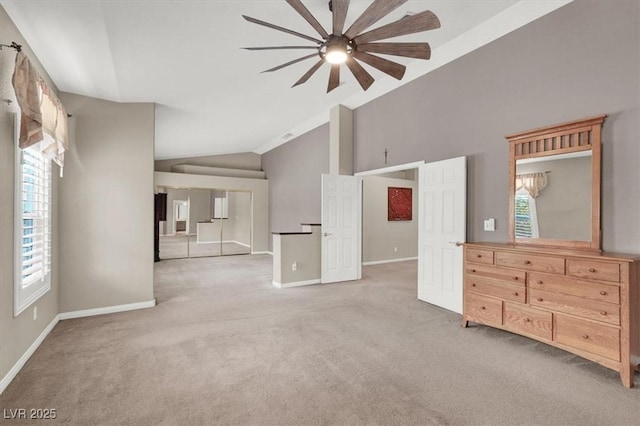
<box><xmin>12</xmin><ymin>51</ymin><xmax>69</xmax><ymax>168</ymax></box>
<box><xmin>515</xmin><ymin>172</ymin><xmax>548</xmax><ymax>198</ymax></box>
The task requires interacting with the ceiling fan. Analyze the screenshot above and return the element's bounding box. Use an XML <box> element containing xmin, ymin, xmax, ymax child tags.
<box><xmin>243</xmin><ymin>0</ymin><xmax>440</xmax><ymax>93</ymax></box>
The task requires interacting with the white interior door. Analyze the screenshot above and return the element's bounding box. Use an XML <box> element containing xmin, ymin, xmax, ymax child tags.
<box><xmin>418</xmin><ymin>156</ymin><xmax>467</xmax><ymax>313</ymax></box>
<box><xmin>321</xmin><ymin>174</ymin><xmax>362</xmax><ymax>284</ymax></box>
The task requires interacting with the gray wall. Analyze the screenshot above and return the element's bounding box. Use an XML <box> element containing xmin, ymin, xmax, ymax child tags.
<box><xmin>0</xmin><ymin>6</ymin><xmax>61</xmax><ymax>381</ymax></box>
<box><xmin>517</xmin><ymin>156</ymin><xmax>591</xmax><ymax>241</ymax></box>
<box><xmin>263</xmin><ymin>0</ymin><xmax>639</xmax><ymax>255</ymax></box>
<box><xmin>262</xmin><ymin>123</ymin><xmax>329</xmax><ymax>249</ymax></box>
<box><xmin>353</xmin><ymin>0</ymin><xmax>639</xmax><ymax>253</ymax></box>
<box><xmin>363</xmin><ymin>176</ymin><xmax>418</xmax><ymax>263</ymax></box>
<box><xmin>59</xmin><ymin>93</ymin><xmax>155</xmax><ymax>312</ymax></box>
<box><xmin>188</xmin><ymin>189</ymin><xmax>212</xmax><ymax>235</ymax></box>
<box><xmin>227</xmin><ymin>191</ymin><xmax>251</xmax><ymax>246</ymax></box>
<box><xmin>155</xmin><ymin>152</ymin><xmax>261</xmax><ymax>172</ymax></box>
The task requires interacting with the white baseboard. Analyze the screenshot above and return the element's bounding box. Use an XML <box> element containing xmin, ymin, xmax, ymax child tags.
<box><xmin>253</xmin><ymin>251</ymin><xmax>273</xmax><ymax>256</ymax></box>
<box><xmin>362</xmin><ymin>257</ymin><xmax>418</xmax><ymax>266</ymax></box>
<box><xmin>1</xmin><ymin>299</ymin><xmax>157</xmax><ymax>394</ymax></box>
<box><xmin>272</xmin><ymin>279</ymin><xmax>321</xmax><ymax>289</ymax></box>
<box><xmin>59</xmin><ymin>299</ymin><xmax>156</xmax><ymax>320</ymax></box>
<box><xmin>0</xmin><ymin>315</ymin><xmax>59</xmax><ymax>394</ymax></box>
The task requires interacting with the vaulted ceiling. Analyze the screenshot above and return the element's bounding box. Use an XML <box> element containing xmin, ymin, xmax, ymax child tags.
<box><xmin>1</xmin><ymin>1</ymin><xmax>570</xmax><ymax>159</ymax></box>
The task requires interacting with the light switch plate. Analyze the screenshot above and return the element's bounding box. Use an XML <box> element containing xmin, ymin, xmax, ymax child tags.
<box><xmin>484</xmin><ymin>218</ymin><xmax>496</xmax><ymax>232</ymax></box>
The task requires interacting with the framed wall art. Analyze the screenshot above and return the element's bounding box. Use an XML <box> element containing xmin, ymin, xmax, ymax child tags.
<box><xmin>388</xmin><ymin>187</ymin><xmax>412</xmax><ymax>221</ymax></box>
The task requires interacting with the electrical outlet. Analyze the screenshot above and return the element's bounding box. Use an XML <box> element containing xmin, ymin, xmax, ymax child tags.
<box><xmin>292</xmin><ymin>262</ymin><xmax>297</xmax><ymax>271</ymax></box>
<box><xmin>33</xmin><ymin>306</ymin><xmax>37</xmax><ymax>321</ymax></box>
<box><xmin>394</xmin><ymin>247</ymin><xmax>398</xmax><ymax>253</ymax></box>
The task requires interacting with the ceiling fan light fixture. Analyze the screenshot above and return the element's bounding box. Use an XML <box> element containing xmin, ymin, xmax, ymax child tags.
<box><xmin>325</xmin><ymin>46</ymin><xmax>348</xmax><ymax>64</ymax></box>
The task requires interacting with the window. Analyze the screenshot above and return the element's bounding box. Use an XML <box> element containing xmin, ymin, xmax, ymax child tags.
<box><xmin>14</xmin><ymin>142</ymin><xmax>52</xmax><ymax>316</ymax></box>
<box><xmin>514</xmin><ymin>189</ymin><xmax>539</xmax><ymax>239</ymax></box>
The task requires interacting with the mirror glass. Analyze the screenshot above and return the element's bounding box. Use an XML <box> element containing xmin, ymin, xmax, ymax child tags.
<box><xmin>157</xmin><ymin>187</ymin><xmax>252</xmax><ymax>260</ymax></box>
<box><xmin>514</xmin><ymin>151</ymin><xmax>592</xmax><ymax>242</ymax></box>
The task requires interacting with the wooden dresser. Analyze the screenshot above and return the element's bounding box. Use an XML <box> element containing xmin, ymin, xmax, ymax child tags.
<box><xmin>463</xmin><ymin>243</ymin><xmax>640</xmax><ymax>387</ymax></box>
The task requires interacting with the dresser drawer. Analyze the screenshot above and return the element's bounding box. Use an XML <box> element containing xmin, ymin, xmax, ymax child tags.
<box><xmin>503</xmin><ymin>302</ymin><xmax>552</xmax><ymax>341</ymax></box>
<box><xmin>529</xmin><ymin>272</ymin><xmax>620</xmax><ymax>304</ymax></box>
<box><xmin>567</xmin><ymin>259</ymin><xmax>621</xmax><ymax>283</ymax></box>
<box><xmin>495</xmin><ymin>251</ymin><xmax>565</xmax><ymax>274</ymax></box>
<box><xmin>465</xmin><ymin>293</ymin><xmax>502</xmax><ymax>326</ymax></box>
<box><xmin>530</xmin><ymin>289</ymin><xmax>620</xmax><ymax>326</ymax></box>
<box><xmin>466</xmin><ymin>248</ymin><xmax>494</xmax><ymax>265</ymax></box>
<box><xmin>465</xmin><ymin>263</ymin><xmax>525</xmax><ymax>286</ymax></box>
<box><xmin>555</xmin><ymin>314</ymin><xmax>620</xmax><ymax>361</ymax></box>
<box><xmin>465</xmin><ymin>276</ymin><xmax>525</xmax><ymax>303</ymax></box>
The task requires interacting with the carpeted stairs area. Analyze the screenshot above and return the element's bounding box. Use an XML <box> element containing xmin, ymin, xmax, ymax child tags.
<box><xmin>1</xmin><ymin>255</ymin><xmax>639</xmax><ymax>425</ymax></box>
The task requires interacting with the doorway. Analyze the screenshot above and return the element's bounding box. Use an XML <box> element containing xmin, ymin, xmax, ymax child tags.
<box><xmin>158</xmin><ymin>187</ymin><xmax>252</xmax><ymax>260</ymax></box>
<box><xmin>355</xmin><ymin>158</ymin><xmax>467</xmax><ymax>313</ymax></box>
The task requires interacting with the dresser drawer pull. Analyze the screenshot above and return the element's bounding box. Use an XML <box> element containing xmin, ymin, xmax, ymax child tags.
<box><xmin>600</xmin><ymin>311</ymin><xmax>608</xmax><ymax>316</ymax></box>
<box><xmin>471</xmin><ymin>269</ymin><xmax>476</xmax><ymax>273</ymax></box>
<box><xmin>513</xmin><ymin>292</ymin><xmax>519</xmax><ymax>296</ymax></box>
<box><xmin>480</xmin><ymin>306</ymin><xmax>486</xmax><ymax>310</ymax></box>
<box><xmin>536</xmin><ymin>297</ymin><xmax>544</xmax><ymax>302</ymax></box>
<box><xmin>600</xmin><ymin>291</ymin><xmax>607</xmax><ymax>296</ymax></box>
<box><xmin>589</xmin><ymin>268</ymin><xmax>596</xmax><ymax>273</ymax></box>
<box><xmin>525</xmin><ymin>318</ymin><xmax>531</xmax><ymax>323</ymax></box>
<box><xmin>537</xmin><ymin>280</ymin><xmax>543</xmax><ymax>285</ymax></box>
<box><xmin>582</xmin><ymin>334</ymin><xmax>589</xmax><ymax>340</ymax></box>
<box><xmin>513</xmin><ymin>277</ymin><xmax>519</xmax><ymax>281</ymax></box>
<box><xmin>477</xmin><ymin>254</ymin><xmax>482</xmax><ymax>258</ymax></box>
<box><xmin>524</xmin><ymin>260</ymin><xmax>531</xmax><ymax>265</ymax></box>
<box><xmin>472</xmin><ymin>283</ymin><xmax>476</xmax><ymax>287</ymax></box>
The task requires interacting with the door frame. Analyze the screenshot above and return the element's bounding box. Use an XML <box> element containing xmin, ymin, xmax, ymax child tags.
<box><xmin>355</xmin><ymin>160</ymin><xmax>425</xmax><ymax>273</ymax></box>
<box><xmin>355</xmin><ymin>160</ymin><xmax>466</xmax><ymax>308</ymax></box>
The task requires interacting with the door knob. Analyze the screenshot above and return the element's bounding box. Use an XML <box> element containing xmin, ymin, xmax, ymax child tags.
<box><xmin>448</xmin><ymin>241</ymin><xmax>463</xmax><ymax>247</ymax></box>
<box><xmin>323</xmin><ymin>232</ymin><xmax>332</xmax><ymax>237</ymax></box>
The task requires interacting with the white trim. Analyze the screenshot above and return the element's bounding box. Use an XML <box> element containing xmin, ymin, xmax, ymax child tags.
<box><xmin>254</xmin><ymin>1</ymin><xmax>573</xmax><ymax>155</ymax></box>
<box><xmin>0</xmin><ymin>315</ymin><xmax>59</xmax><ymax>394</ymax></box>
<box><xmin>516</xmin><ymin>150</ymin><xmax>591</xmax><ymax>165</ymax></box>
<box><xmin>1</xmin><ymin>299</ymin><xmax>157</xmax><ymax>395</ymax></box>
<box><xmin>272</xmin><ymin>279</ymin><xmax>321</xmax><ymax>289</ymax></box>
<box><xmin>58</xmin><ymin>300</ymin><xmax>156</xmax><ymax>320</ymax></box>
<box><xmin>355</xmin><ymin>161</ymin><xmax>425</xmax><ymax>177</ymax></box>
<box><xmin>195</xmin><ymin>240</ymin><xmax>251</xmax><ymax>248</ymax></box>
<box><xmin>362</xmin><ymin>257</ymin><xmax>418</xmax><ymax>266</ymax></box>
<box><xmin>14</xmin><ymin>113</ymin><xmax>52</xmax><ymax>317</ymax></box>
<box><xmin>252</xmin><ymin>251</ymin><xmax>272</xmax><ymax>256</ymax></box>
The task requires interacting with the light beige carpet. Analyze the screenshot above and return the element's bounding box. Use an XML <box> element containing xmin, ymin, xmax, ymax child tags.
<box><xmin>1</xmin><ymin>255</ymin><xmax>639</xmax><ymax>425</ymax></box>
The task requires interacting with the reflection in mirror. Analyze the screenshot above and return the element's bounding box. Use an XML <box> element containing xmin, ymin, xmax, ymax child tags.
<box><xmin>515</xmin><ymin>151</ymin><xmax>592</xmax><ymax>242</ymax></box>
<box><xmin>157</xmin><ymin>186</ymin><xmax>252</xmax><ymax>260</ymax></box>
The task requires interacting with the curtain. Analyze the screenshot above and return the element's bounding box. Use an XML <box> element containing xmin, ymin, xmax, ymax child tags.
<box><xmin>516</xmin><ymin>172</ymin><xmax>548</xmax><ymax>198</ymax></box>
<box><xmin>12</xmin><ymin>51</ymin><xmax>69</xmax><ymax>168</ymax></box>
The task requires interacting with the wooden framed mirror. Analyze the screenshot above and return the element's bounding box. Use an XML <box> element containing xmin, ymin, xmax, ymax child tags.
<box><xmin>506</xmin><ymin>115</ymin><xmax>606</xmax><ymax>251</ymax></box>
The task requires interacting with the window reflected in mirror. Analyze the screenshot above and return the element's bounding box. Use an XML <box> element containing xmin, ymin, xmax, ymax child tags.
<box><xmin>514</xmin><ymin>151</ymin><xmax>592</xmax><ymax>242</ymax></box>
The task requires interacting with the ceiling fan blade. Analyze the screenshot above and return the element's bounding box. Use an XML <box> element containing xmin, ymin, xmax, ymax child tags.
<box><xmin>243</xmin><ymin>15</ymin><xmax>323</xmax><ymax>44</ymax></box>
<box><xmin>344</xmin><ymin>0</ymin><xmax>407</xmax><ymax>40</ymax></box>
<box><xmin>327</xmin><ymin>64</ymin><xmax>341</xmax><ymax>93</ymax></box>
<box><xmin>262</xmin><ymin>53</ymin><xmax>319</xmax><ymax>73</ymax></box>
<box><xmin>358</xmin><ymin>42</ymin><xmax>431</xmax><ymax>60</ymax></box>
<box><xmin>332</xmin><ymin>0</ymin><xmax>351</xmax><ymax>35</ymax></box>
<box><xmin>345</xmin><ymin>57</ymin><xmax>375</xmax><ymax>91</ymax></box>
<box><xmin>285</xmin><ymin>0</ymin><xmax>329</xmax><ymax>39</ymax></box>
<box><xmin>243</xmin><ymin>46</ymin><xmax>319</xmax><ymax>51</ymax></box>
<box><xmin>353</xmin><ymin>10</ymin><xmax>441</xmax><ymax>45</ymax></box>
<box><xmin>293</xmin><ymin>60</ymin><xmax>325</xmax><ymax>87</ymax></box>
<box><xmin>352</xmin><ymin>51</ymin><xmax>405</xmax><ymax>80</ymax></box>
